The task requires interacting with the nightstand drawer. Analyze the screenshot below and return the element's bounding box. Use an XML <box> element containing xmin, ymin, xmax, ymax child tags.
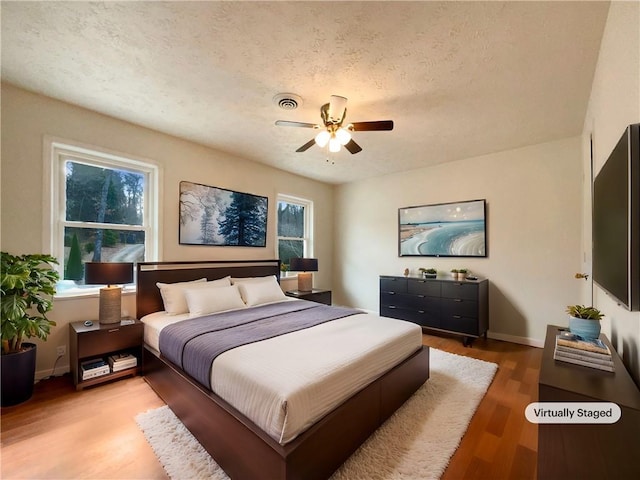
<box><xmin>77</xmin><ymin>324</ymin><xmax>143</xmax><ymax>358</ymax></box>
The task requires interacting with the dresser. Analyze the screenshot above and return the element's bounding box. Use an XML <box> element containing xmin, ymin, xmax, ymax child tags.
<box><xmin>380</xmin><ymin>275</ymin><xmax>488</xmax><ymax>346</ymax></box>
<box><xmin>538</xmin><ymin>325</ymin><xmax>640</xmax><ymax>479</ymax></box>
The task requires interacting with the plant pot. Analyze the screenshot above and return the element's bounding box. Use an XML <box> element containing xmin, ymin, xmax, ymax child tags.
<box><xmin>1</xmin><ymin>343</ymin><xmax>37</xmax><ymax>407</ymax></box>
<box><xmin>423</xmin><ymin>273</ymin><xmax>437</xmax><ymax>279</ymax></box>
<box><xmin>569</xmin><ymin>316</ymin><xmax>601</xmax><ymax>341</ymax></box>
<box><xmin>457</xmin><ymin>273</ymin><xmax>467</xmax><ymax>281</ymax></box>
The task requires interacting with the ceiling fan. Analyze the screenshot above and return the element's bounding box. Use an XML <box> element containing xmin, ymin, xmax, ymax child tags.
<box><xmin>275</xmin><ymin>95</ymin><xmax>393</xmax><ymax>154</ymax></box>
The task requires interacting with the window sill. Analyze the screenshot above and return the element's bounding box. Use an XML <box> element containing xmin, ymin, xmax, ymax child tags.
<box><xmin>54</xmin><ymin>285</ymin><xmax>136</xmax><ymax>300</ymax></box>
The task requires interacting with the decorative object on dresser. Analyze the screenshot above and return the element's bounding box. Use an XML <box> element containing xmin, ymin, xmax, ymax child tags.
<box><xmin>538</xmin><ymin>325</ymin><xmax>640</xmax><ymax>479</ymax></box>
<box><xmin>565</xmin><ymin>304</ymin><xmax>604</xmax><ymax>340</ymax></box>
<box><xmin>69</xmin><ymin>318</ymin><xmax>143</xmax><ymax>390</ymax></box>
<box><xmin>398</xmin><ymin>199</ymin><xmax>487</xmax><ymax>257</ymax></box>
<box><xmin>285</xmin><ymin>288</ymin><xmax>332</xmax><ymax>305</ymax></box>
<box><xmin>84</xmin><ymin>262</ymin><xmax>134</xmax><ymax>324</ymax></box>
<box><xmin>0</xmin><ymin>252</ymin><xmax>60</xmax><ymax>406</ymax></box>
<box><xmin>289</xmin><ymin>257</ymin><xmax>318</xmax><ymax>292</ymax></box>
<box><xmin>380</xmin><ymin>275</ymin><xmax>488</xmax><ymax>346</ymax></box>
<box><xmin>418</xmin><ymin>268</ymin><xmax>437</xmax><ymax>278</ymax></box>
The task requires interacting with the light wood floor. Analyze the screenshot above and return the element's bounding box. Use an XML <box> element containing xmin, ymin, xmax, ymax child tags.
<box><xmin>1</xmin><ymin>333</ymin><xmax>541</xmax><ymax>479</ymax></box>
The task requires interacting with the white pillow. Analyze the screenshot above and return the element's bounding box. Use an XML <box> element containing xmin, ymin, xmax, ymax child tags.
<box><xmin>231</xmin><ymin>275</ymin><xmax>278</xmax><ymax>285</ymax></box>
<box><xmin>236</xmin><ymin>276</ymin><xmax>287</xmax><ymax>307</ymax></box>
<box><xmin>184</xmin><ymin>284</ymin><xmax>246</xmax><ymax>317</ymax></box>
<box><xmin>156</xmin><ymin>276</ymin><xmax>231</xmax><ymax>315</ymax></box>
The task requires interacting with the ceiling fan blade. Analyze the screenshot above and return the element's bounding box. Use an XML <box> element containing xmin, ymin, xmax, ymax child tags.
<box><xmin>350</xmin><ymin>120</ymin><xmax>394</xmax><ymax>131</ymax></box>
<box><xmin>296</xmin><ymin>139</ymin><xmax>317</xmax><ymax>152</ymax></box>
<box><xmin>275</xmin><ymin>120</ymin><xmax>318</xmax><ymax>129</ymax></box>
<box><xmin>344</xmin><ymin>139</ymin><xmax>363</xmax><ymax>154</ymax></box>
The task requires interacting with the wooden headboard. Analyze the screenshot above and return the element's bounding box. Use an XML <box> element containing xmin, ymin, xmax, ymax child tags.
<box><xmin>136</xmin><ymin>260</ymin><xmax>281</xmax><ymax>319</ymax></box>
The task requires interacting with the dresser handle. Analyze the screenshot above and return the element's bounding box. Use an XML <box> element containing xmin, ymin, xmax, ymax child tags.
<box><xmin>108</xmin><ymin>328</ymin><xmax>120</xmax><ymax>333</ymax></box>
<box><xmin>454</xmin><ymin>299</ymin><xmax>463</xmax><ymax>302</ymax></box>
<box><xmin>388</xmin><ymin>291</ymin><xmax>396</xmax><ymax>295</ymax></box>
<box><xmin>453</xmin><ymin>315</ymin><xmax>462</xmax><ymax>319</ymax></box>
<box><xmin>418</xmin><ymin>310</ymin><xmax>425</xmax><ymax>314</ymax></box>
<box><xmin>388</xmin><ymin>305</ymin><xmax>397</xmax><ymax>309</ymax></box>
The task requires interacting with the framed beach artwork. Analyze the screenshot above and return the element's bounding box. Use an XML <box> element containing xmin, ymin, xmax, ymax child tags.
<box><xmin>398</xmin><ymin>199</ymin><xmax>487</xmax><ymax>257</ymax></box>
<box><xmin>179</xmin><ymin>181</ymin><xmax>268</xmax><ymax>247</ymax></box>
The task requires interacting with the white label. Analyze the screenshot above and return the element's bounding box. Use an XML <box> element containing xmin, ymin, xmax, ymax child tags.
<box><xmin>525</xmin><ymin>402</ymin><xmax>621</xmax><ymax>424</ymax></box>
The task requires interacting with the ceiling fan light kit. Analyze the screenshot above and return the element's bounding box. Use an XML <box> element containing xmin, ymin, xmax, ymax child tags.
<box><xmin>276</xmin><ymin>94</ymin><xmax>393</xmax><ymax>155</ymax></box>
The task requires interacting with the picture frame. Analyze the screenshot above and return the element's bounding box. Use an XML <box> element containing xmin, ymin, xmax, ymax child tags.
<box><xmin>399</xmin><ymin>199</ymin><xmax>487</xmax><ymax>257</ymax></box>
<box><xmin>179</xmin><ymin>181</ymin><xmax>268</xmax><ymax>247</ymax></box>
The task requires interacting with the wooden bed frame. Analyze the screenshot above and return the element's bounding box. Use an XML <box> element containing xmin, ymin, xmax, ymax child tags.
<box><xmin>137</xmin><ymin>260</ymin><xmax>430</xmax><ymax>480</ymax></box>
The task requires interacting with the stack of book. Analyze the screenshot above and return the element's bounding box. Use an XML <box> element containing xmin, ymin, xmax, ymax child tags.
<box><xmin>108</xmin><ymin>353</ymin><xmax>137</xmax><ymax>372</ymax></box>
<box><xmin>554</xmin><ymin>334</ymin><xmax>614</xmax><ymax>372</ymax></box>
<box><xmin>81</xmin><ymin>358</ymin><xmax>110</xmax><ymax>380</ymax></box>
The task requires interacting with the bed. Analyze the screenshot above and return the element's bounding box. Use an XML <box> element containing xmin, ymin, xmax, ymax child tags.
<box><xmin>137</xmin><ymin>260</ymin><xmax>430</xmax><ymax>480</ymax></box>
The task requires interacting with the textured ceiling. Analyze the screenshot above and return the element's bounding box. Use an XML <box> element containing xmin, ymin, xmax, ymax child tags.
<box><xmin>1</xmin><ymin>1</ymin><xmax>610</xmax><ymax>184</ymax></box>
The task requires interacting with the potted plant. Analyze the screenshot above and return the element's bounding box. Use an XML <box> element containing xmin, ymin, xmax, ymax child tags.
<box><xmin>450</xmin><ymin>268</ymin><xmax>458</xmax><ymax>278</ymax></box>
<box><xmin>566</xmin><ymin>304</ymin><xmax>604</xmax><ymax>340</ymax></box>
<box><xmin>418</xmin><ymin>268</ymin><xmax>437</xmax><ymax>279</ymax></box>
<box><xmin>457</xmin><ymin>269</ymin><xmax>468</xmax><ymax>281</ymax></box>
<box><xmin>1</xmin><ymin>252</ymin><xmax>59</xmax><ymax>406</ymax></box>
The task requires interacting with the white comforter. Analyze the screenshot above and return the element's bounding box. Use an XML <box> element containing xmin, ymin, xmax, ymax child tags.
<box><xmin>142</xmin><ymin>306</ymin><xmax>422</xmax><ymax>444</ymax></box>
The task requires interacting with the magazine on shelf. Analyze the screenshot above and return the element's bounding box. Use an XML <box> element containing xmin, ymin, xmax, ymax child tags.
<box><xmin>555</xmin><ymin>334</ymin><xmax>610</xmax><ymax>355</ymax></box>
<box><xmin>80</xmin><ymin>358</ymin><xmax>110</xmax><ymax>380</ymax></box>
<box><xmin>108</xmin><ymin>353</ymin><xmax>137</xmax><ymax>372</ymax></box>
<box><xmin>553</xmin><ymin>350</ymin><xmax>615</xmax><ymax>372</ymax></box>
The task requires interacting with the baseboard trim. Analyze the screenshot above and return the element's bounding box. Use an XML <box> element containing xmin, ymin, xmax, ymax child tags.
<box><xmin>487</xmin><ymin>331</ymin><xmax>544</xmax><ymax>348</ymax></box>
<box><xmin>36</xmin><ymin>364</ymin><xmax>70</xmax><ymax>382</ymax></box>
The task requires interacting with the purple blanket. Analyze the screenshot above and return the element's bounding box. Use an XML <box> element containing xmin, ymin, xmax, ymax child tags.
<box><xmin>159</xmin><ymin>300</ymin><xmax>361</xmax><ymax>389</ymax></box>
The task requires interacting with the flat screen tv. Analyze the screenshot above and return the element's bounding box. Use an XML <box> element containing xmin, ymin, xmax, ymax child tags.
<box><xmin>593</xmin><ymin>123</ymin><xmax>639</xmax><ymax>311</ymax></box>
<box><xmin>399</xmin><ymin>199</ymin><xmax>487</xmax><ymax>257</ymax></box>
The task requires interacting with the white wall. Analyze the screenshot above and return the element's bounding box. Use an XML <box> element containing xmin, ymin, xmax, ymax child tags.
<box><xmin>582</xmin><ymin>0</ymin><xmax>640</xmax><ymax>383</ymax></box>
<box><xmin>0</xmin><ymin>83</ymin><xmax>334</xmax><ymax>378</ymax></box>
<box><xmin>334</xmin><ymin>136</ymin><xmax>583</xmax><ymax>346</ymax></box>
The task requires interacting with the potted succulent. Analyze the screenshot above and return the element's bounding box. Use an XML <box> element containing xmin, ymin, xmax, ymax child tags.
<box><xmin>450</xmin><ymin>268</ymin><xmax>458</xmax><ymax>278</ymax></box>
<box><xmin>1</xmin><ymin>252</ymin><xmax>60</xmax><ymax>406</ymax></box>
<box><xmin>566</xmin><ymin>304</ymin><xmax>604</xmax><ymax>340</ymax></box>
<box><xmin>457</xmin><ymin>269</ymin><xmax>468</xmax><ymax>281</ymax></box>
<box><xmin>419</xmin><ymin>268</ymin><xmax>437</xmax><ymax>279</ymax></box>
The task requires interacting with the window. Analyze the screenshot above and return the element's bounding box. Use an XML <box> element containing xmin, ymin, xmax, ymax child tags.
<box><xmin>44</xmin><ymin>139</ymin><xmax>159</xmax><ymax>293</ymax></box>
<box><xmin>276</xmin><ymin>194</ymin><xmax>313</xmax><ymax>271</ymax></box>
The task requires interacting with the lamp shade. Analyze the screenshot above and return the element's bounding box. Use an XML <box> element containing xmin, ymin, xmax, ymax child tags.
<box><xmin>289</xmin><ymin>258</ymin><xmax>318</xmax><ymax>272</ymax></box>
<box><xmin>85</xmin><ymin>262</ymin><xmax>134</xmax><ymax>285</ymax></box>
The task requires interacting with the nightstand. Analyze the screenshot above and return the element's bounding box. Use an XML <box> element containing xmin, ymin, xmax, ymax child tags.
<box><xmin>69</xmin><ymin>318</ymin><xmax>143</xmax><ymax>390</ymax></box>
<box><xmin>285</xmin><ymin>289</ymin><xmax>332</xmax><ymax>305</ymax></box>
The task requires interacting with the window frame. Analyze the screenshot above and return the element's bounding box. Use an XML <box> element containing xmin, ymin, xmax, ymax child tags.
<box><xmin>276</xmin><ymin>194</ymin><xmax>314</xmax><ymax>269</ymax></box>
<box><xmin>43</xmin><ymin>137</ymin><xmax>161</xmax><ymax>295</ymax></box>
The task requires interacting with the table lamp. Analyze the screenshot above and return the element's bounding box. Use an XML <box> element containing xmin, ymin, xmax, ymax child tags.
<box><xmin>289</xmin><ymin>258</ymin><xmax>318</xmax><ymax>292</ymax></box>
<box><xmin>84</xmin><ymin>262</ymin><xmax>134</xmax><ymax>324</ymax></box>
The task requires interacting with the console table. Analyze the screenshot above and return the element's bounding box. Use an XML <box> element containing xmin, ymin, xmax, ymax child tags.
<box><xmin>379</xmin><ymin>275</ymin><xmax>488</xmax><ymax>346</ymax></box>
<box><xmin>538</xmin><ymin>325</ymin><xmax>640</xmax><ymax>479</ymax></box>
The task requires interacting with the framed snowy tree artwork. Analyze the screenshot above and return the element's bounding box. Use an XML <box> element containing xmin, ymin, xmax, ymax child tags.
<box><xmin>179</xmin><ymin>181</ymin><xmax>268</xmax><ymax>247</ymax></box>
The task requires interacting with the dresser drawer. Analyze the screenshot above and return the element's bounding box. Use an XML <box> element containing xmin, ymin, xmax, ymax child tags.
<box><xmin>441</xmin><ymin>297</ymin><xmax>478</xmax><ymax>318</ymax></box>
<box><xmin>380</xmin><ymin>276</ymin><xmax>408</xmax><ymax>294</ymax></box>
<box><xmin>77</xmin><ymin>324</ymin><xmax>143</xmax><ymax>358</ymax></box>
<box><xmin>444</xmin><ymin>315</ymin><xmax>478</xmax><ymax>335</ymax></box>
<box><xmin>441</xmin><ymin>282</ymin><xmax>478</xmax><ymax>300</ymax></box>
<box><xmin>408</xmin><ymin>278</ymin><xmax>441</xmax><ymax>296</ymax></box>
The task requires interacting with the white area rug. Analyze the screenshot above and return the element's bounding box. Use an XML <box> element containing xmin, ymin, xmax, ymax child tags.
<box><xmin>135</xmin><ymin>349</ymin><xmax>497</xmax><ymax>480</ymax></box>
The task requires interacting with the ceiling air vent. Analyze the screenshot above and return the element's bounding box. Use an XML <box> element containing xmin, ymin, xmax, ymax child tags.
<box><xmin>273</xmin><ymin>93</ymin><xmax>303</xmax><ymax>110</ymax></box>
